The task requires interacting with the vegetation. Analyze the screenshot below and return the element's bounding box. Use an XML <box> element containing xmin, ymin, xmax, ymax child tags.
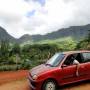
<box><xmin>35</xmin><ymin>37</ymin><xmax>77</xmax><ymax>51</ymax></box>
<box><xmin>76</xmin><ymin>30</ymin><xmax>90</xmax><ymax>50</ymax></box>
<box><xmin>0</xmin><ymin>32</ymin><xmax>90</xmax><ymax>71</ymax></box>
<box><xmin>0</xmin><ymin>42</ymin><xmax>58</xmax><ymax>70</ymax></box>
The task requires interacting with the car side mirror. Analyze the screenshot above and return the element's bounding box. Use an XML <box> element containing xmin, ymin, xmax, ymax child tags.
<box><xmin>61</xmin><ymin>64</ymin><xmax>67</xmax><ymax>68</ymax></box>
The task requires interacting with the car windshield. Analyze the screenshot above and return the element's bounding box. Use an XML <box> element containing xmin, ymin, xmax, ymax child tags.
<box><xmin>46</xmin><ymin>53</ymin><xmax>65</xmax><ymax>67</ymax></box>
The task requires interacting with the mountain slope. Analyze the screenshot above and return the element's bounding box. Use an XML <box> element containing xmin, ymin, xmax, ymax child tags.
<box><xmin>0</xmin><ymin>27</ymin><xmax>33</xmax><ymax>44</ymax></box>
<box><xmin>0</xmin><ymin>27</ymin><xmax>16</xmax><ymax>42</ymax></box>
<box><xmin>32</xmin><ymin>24</ymin><xmax>90</xmax><ymax>42</ymax></box>
<box><xmin>0</xmin><ymin>24</ymin><xmax>90</xmax><ymax>44</ymax></box>
<box><xmin>18</xmin><ymin>34</ymin><xmax>32</xmax><ymax>44</ymax></box>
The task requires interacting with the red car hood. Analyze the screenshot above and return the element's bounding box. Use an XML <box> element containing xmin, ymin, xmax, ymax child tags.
<box><xmin>30</xmin><ymin>64</ymin><xmax>53</xmax><ymax>76</ymax></box>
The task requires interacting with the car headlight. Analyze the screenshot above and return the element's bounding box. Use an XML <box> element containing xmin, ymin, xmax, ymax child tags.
<box><xmin>32</xmin><ymin>75</ymin><xmax>38</xmax><ymax>80</ymax></box>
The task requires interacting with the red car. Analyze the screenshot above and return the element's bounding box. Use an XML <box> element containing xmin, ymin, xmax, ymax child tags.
<box><xmin>28</xmin><ymin>50</ymin><xmax>90</xmax><ymax>90</ymax></box>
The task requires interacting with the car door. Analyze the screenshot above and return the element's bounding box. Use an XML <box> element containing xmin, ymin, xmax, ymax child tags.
<box><xmin>79</xmin><ymin>52</ymin><xmax>90</xmax><ymax>79</ymax></box>
<box><xmin>60</xmin><ymin>65</ymin><xmax>78</xmax><ymax>85</ymax></box>
<box><xmin>60</xmin><ymin>54</ymin><xmax>78</xmax><ymax>85</ymax></box>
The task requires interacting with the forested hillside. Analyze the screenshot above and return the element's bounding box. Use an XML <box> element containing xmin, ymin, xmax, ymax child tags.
<box><xmin>0</xmin><ymin>24</ymin><xmax>90</xmax><ymax>44</ymax></box>
<box><xmin>0</xmin><ymin>25</ymin><xmax>90</xmax><ymax>71</ymax></box>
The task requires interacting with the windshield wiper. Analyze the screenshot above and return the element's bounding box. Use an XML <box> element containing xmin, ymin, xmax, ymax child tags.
<box><xmin>45</xmin><ymin>63</ymin><xmax>54</xmax><ymax>67</ymax></box>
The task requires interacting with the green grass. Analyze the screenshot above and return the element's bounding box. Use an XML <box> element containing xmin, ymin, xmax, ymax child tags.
<box><xmin>35</xmin><ymin>37</ymin><xmax>75</xmax><ymax>44</ymax></box>
<box><xmin>34</xmin><ymin>37</ymin><xmax>77</xmax><ymax>50</ymax></box>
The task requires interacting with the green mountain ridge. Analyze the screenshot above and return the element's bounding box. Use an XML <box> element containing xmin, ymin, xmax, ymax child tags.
<box><xmin>0</xmin><ymin>26</ymin><xmax>16</xmax><ymax>42</ymax></box>
<box><xmin>32</xmin><ymin>24</ymin><xmax>90</xmax><ymax>42</ymax></box>
<box><xmin>0</xmin><ymin>24</ymin><xmax>90</xmax><ymax>44</ymax></box>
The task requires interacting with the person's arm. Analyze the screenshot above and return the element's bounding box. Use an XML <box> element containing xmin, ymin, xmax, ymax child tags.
<box><xmin>76</xmin><ymin>63</ymin><xmax>80</xmax><ymax>76</ymax></box>
<box><xmin>73</xmin><ymin>60</ymin><xmax>80</xmax><ymax>76</ymax></box>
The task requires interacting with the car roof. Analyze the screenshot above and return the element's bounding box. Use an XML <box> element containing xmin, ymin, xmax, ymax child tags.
<box><xmin>62</xmin><ymin>50</ymin><xmax>90</xmax><ymax>55</ymax></box>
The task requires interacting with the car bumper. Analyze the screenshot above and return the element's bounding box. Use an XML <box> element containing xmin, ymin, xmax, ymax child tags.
<box><xmin>28</xmin><ymin>76</ymin><xmax>42</xmax><ymax>90</ymax></box>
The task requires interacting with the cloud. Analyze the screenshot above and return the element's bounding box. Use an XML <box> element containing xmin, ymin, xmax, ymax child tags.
<box><xmin>25</xmin><ymin>0</ymin><xmax>46</xmax><ymax>6</ymax></box>
<box><xmin>23</xmin><ymin>0</ymin><xmax>76</xmax><ymax>35</ymax></box>
<box><xmin>0</xmin><ymin>0</ymin><xmax>90</xmax><ymax>38</ymax></box>
<box><xmin>0</xmin><ymin>0</ymin><xmax>31</xmax><ymax>38</ymax></box>
<box><xmin>63</xmin><ymin>0</ymin><xmax>90</xmax><ymax>26</ymax></box>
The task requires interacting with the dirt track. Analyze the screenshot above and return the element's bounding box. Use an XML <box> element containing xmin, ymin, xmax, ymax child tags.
<box><xmin>0</xmin><ymin>71</ymin><xmax>89</xmax><ymax>90</ymax></box>
<box><xmin>0</xmin><ymin>79</ymin><xmax>89</xmax><ymax>90</ymax></box>
<box><xmin>0</xmin><ymin>70</ymin><xmax>28</xmax><ymax>84</ymax></box>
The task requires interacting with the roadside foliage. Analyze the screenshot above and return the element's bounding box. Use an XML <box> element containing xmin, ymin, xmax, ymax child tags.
<box><xmin>0</xmin><ymin>33</ymin><xmax>89</xmax><ymax>71</ymax></box>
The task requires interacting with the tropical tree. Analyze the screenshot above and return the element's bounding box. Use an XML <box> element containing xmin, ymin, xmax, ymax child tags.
<box><xmin>0</xmin><ymin>40</ymin><xmax>10</xmax><ymax>62</ymax></box>
<box><xmin>76</xmin><ymin>30</ymin><xmax>90</xmax><ymax>50</ymax></box>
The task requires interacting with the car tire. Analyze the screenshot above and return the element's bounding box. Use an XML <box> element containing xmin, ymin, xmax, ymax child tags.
<box><xmin>42</xmin><ymin>79</ymin><xmax>58</xmax><ymax>90</ymax></box>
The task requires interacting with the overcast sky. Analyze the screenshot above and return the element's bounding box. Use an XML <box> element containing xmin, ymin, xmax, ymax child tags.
<box><xmin>0</xmin><ymin>0</ymin><xmax>90</xmax><ymax>38</ymax></box>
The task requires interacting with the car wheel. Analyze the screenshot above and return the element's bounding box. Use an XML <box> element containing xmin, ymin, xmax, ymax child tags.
<box><xmin>42</xmin><ymin>80</ymin><xmax>57</xmax><ymax>90</ymax></box>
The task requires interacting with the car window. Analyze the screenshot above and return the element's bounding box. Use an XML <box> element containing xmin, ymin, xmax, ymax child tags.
<box><xmin>64</xmin><ymin>53</ymin><xmax>82</xmax><ymax>66</ymax></box>
<box><xmin>64</xmin><ymin>54</ymin><xmax>77</xmax><ymax>65</ymax></box>
<box><xmin>82</xmin><ymin>53</ymin><xmax>90</xmax><ymax>63</ymax></box>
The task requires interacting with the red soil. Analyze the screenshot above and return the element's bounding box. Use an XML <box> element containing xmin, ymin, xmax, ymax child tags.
<box><xmin>0</xmin><ymin>70</ymin><xmax>89</xmax><ymax>90</ymax></box>
<box><xmin>0</xmin><ymin>79</ymin><xmax>89</xmax><ymax>90</ymax></box>
<box><xmin>0</xmin><ymin>70</ymin><xmax>29</xmax><ymax>84</ymax></box>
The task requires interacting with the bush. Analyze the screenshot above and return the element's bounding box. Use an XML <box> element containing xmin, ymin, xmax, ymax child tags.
<box><xmin>0</xmin><ymin>40</ymin><xmax>78</xmax><ymax>70</ymax></box>
<box><xmin>0</xmin><ymin>65</ymin><xmax>19</xmax><ymax>71</ymax></box>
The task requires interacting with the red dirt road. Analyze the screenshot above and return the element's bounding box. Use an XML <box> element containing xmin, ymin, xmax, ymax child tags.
<box><xmin>0</xmin><ymin>71</ymin><xmax>89</xmax><ymax>90</ymax></box>
<box><xmin>0</xmin><ymin>79</ymin><xmax>90</xmax><ymax>90</ymax></box>
<box><xmin>0</xmin><ymin>79</ymin><xmax>30</xmax><ymax>90</ymax></box>
<box><xmin>0</xmin><ymin>70</ymin><xmax>28</xmax><ymax>84</ymax></box>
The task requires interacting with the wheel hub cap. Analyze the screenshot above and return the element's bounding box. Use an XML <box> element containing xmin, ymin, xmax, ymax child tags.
<box><xmin>46</xmin><ymin>82</ymin><xmax>55</xmax><ymax>90</ymax></box>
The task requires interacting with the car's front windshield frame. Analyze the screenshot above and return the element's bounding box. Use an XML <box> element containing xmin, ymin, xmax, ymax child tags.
<box><xmin>45</xmin><ymin>53</ymin><xmax>65</xmax><ymax>67</ymax></box>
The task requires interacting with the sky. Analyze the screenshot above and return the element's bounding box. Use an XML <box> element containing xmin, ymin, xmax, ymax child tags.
<box><xmin>0</xmin><ymin>0</ymin><xmax>90</xmax><ymax>38</ymax></box>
